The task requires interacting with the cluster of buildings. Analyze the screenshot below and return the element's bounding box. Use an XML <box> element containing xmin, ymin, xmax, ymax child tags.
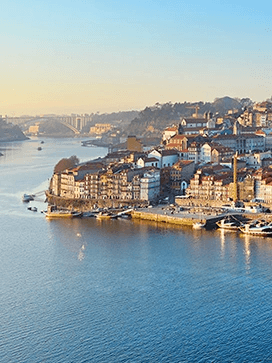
<box><xmin>49</xmin><ymin>146</ymin><xmax>195</xmax><ymax>204</ymax></box>
<box><xmin>49</xmin><ymin>100</ymin><xmax>272</xmax><ymax>206</ymax></box>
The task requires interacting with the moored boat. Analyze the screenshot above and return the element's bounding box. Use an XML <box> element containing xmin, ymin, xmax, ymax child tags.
<box><xmin>216</xmin><ymin>218</ymin><xmax>240</xmax><ymax>230</ymax></box>
<box><xmin>43</xmin><ymin>206</ymin><xmax>82</xmax><ymax>219</ymax></box>
<box><xmin>22</xmin><ymin>193</ymin><xmax>35</xmax><ymax>202</ymax></box>
<box><xmin>27</xmin><ymin>206</ymin><xmax>37</xmax><ymax>212</ymax></box>
<box><xmin>239</xmin><ymin>221</ymin><xmax>272</xmax><ymax>236</ymax></box>
<box><xmin>96</xmin><ymin>212</ymin><xmax>116</xmax><ymax>220</ymax></box>
<box><xmin>193</xmin><ymin>221</ymin><xmax>206</xmax><ymax>229</ymax></box>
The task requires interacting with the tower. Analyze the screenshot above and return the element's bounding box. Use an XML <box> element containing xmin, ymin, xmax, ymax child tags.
<box><xmin>233</xmin><ymin>152</ymin><xmax>238</xmax><ymax>201</ymax></box>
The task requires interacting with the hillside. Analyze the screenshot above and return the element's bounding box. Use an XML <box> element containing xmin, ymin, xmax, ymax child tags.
<box><xmin>0</xmin><ymin>119</ymin><xmax>28</xmax><ymax>142</ymax></box>
<box><xmin>124</xmin><ymin>97</ymin><xmax>246</xmax><ymax>137</ymax></box>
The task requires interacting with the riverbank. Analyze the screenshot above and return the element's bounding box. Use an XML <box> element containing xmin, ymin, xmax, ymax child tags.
<box><xmin>46</xmin><ymin>192</ymin><xmax>149</xmax><ymax>211</ymax></box>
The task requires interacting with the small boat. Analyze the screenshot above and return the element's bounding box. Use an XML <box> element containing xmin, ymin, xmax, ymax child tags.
<box><xmin>22</xmin><ymin>193</ymin><xmax>35</xmax><ymax>202</ymax></box>
<box><xmin>216</xmin><ymin>218</ymin><xmax>240</xmax><ymax>230</ymax></box>
<box><xmin>27</xmin><ymin>206</ymin><xmax>37</xmax><ymax>212</ymax></box>
<box><xmin>239</xmin><ymin>221</ymin><xmax>272</xmax><ymax>236</ymax></box>
<box><xmin>37</xmin><ymin>147</ymin><xmax>42</xmax><ymax>151</ymax></box>
<box><xmin>193</xmin><ymin>222</ymin><xmax>206</xmax><ymax>229</ymax></box>
<box><xmin>96</xmin><ymin>212</ymin><xmax>116</xmax><ymax>220</ymax></box>
<box><xmin>43</xmin><ymin>206</ymin><xmax>82</xmax><ymax>219</ymax></box>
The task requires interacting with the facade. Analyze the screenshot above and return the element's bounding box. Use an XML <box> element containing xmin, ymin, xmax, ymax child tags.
<box><xmin>211</xmin><ymin>145</ymin><xmax>234</xmax><ymax>164</ymax></box>
<box><xmin>212</xmin><ymin>134</ymin><xmax>265</xmax><ymax>153</ymax></box>
<box><xmin>51</xmin><ymin>162</ymin><xmax>161</xmax><ymax>202</ymax></box>
<box><xmin>148</xmin><ymin>149</ymin><xmax>179</xmax><ymax>168</ymax></box>
<box><xmin>165</xmin><ymin>135</ymin><xmax>188</xmax><ymax>151</ymax></box>
<box><xmin>140</xmin><ymin>170</ymin><xmax>160</xmax><ymax>201</ymax></box>
<box><xmin>162</xmin><ymin>125</ymin><xmax>179</xmax><ymax>143</ymax></box>
<box><xmin>180</xmin><ymin>117</ymin><xmax>208</xmax><ymax>134</ymax></box>
<box><xmin>170</xmin><ymin>160</ymin><xmax>195</xmax><ymax>194</ymax></box>
<box><xmin>137</xmin><ymin>157</ymin><xmax>159</xmax><ymax>168</ymax></box>
<box><xmin>89</xmin><ymin>123</ymin><xmax>112</xmax><ymax>135</ymax></box>
<box><xmin>200</xmin><ymin>143</ymin><xmax>212</xmax><ymax>163</ymax></box>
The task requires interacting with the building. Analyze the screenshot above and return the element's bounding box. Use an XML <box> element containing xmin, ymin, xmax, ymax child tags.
<box><xmin>211</xmin><ymin>145</ymin><xmax>234</xmax><ymax>164</ymax></box>
<box><xmin>170</xmin><ymin>160</ymin><xmax>195</xmax><ymax>194</ymax></box>
<box><xmin>162</xmin><ymin>125</ymin><xmax>179</xmax><ymax>143</ymax></box>
<box><xmin>126</xmin><ymin>136</ymin><xmax>143</xmax><ymax>152</ymax></box>
<box><xmin>89</xmin><ymin>123</ymin><xmax>112</xmax><ymax>135</ymax></box>
<box><xmin>148</xmin><ymin>149</ymin><xmax>179</xmax><ymax>168</ymax></box>
<box><xmin>137</xmin><ymin>156</ymin><xmax>160</xmax><ymax>168</ymax></box>
<box><xmin>212</xmin><ymin>134</ymin><xmax>265</xmax><ymax>153</ymax></box>
<box><xmin>180</xmin><ymin>118</ymin><xmax>206</xmax><ymax>135</ymax></box>
<box><xmin>140</xmin><ymin>170</ymin><xmax>160</xmax><ymax>201</ymax></box>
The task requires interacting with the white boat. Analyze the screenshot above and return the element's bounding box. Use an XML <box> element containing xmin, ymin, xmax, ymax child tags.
<box><xmin>22</xmin><ymin>193</ymin><xmax>35</xmax><ymax>202</ymax></box>
<box><xmin>193</xmin><ymin>222</ymin><xmax>205</xmax><ymax>229</ymax></box>
<box><xmin>216</xmin><ymin>218</ymin><xmax>240</xmax><ymax>230</ymax></box>
<box><xmin>239</xmin><ymin>221</ymin><xmax>272</xmax><ymax>236</ymax></box>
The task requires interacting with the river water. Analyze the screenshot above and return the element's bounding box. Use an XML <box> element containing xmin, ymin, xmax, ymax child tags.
<box><xmin>1</xmin><ymin>138</ymin><xmax>272</xmax><ymax>362</ymax></box>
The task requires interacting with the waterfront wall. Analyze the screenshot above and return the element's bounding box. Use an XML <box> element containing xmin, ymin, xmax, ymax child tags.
<box><xmin>131</xmin><ymin>210</ymin><xmax>203</xmax><ymax>226</ymax></box>
<box><xmin>46</xmin><ymin>192</ymin><xmax>149</xmax><ymax>211</ymax></box>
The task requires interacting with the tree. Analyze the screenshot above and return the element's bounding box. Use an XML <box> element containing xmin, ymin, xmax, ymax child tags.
<box><xmin>54</xmin><ymin>155</ymin><xmax>80</xmax><ymax>173</ymax></box>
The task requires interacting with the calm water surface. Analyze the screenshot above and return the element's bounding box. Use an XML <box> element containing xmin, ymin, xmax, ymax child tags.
<box><xmin>1</xmin><ymin>138</ymin><xmax>272</xmax><ymax>362</ymax></box>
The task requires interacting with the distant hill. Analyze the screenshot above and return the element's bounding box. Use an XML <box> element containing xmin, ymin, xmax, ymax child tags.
<box><xmin>212</xmin><ymin>96</ymin><xmax>241</xmax><ymax>114</ymax></box>
<box><xmin>91</xmin><ymin>110</ymin><xmax>139</xmax><ymax>125</ymax></box>
<box><xmin>38</xmin><ymin>120</ymin><xmax>75</xmax><ymax>137</ymax></box>
<box><xmin>124</xmin><ymin>97</ymin><xmax>246</xmax><ymax>137</ymax></box>
<box><xmin>0</xmin><ymin>119</ymin><xmax>28</xmax><ymax>142</ymax></box>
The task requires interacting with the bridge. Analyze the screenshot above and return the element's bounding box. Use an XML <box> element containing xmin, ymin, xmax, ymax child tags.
<box><xmin>22</xmin><ymin>117</ymin><xmax>81</xmax><ymax>134</ymax></box>
<box><xmin>58</xmin><ymin>121</ymin><xmax>80</xmax><ymax>134</ymax></box>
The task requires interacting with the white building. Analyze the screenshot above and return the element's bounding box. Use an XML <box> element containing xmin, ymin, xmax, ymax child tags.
<box><xmin>200</xmin><ymin>143</ymin><xmax>212</xmax><ymax>163</ymax></box>
<box><xmin>148</xmin><ymin>149</ymin><xmax>179</xmax><ymax>168</ymax></box>
<box><xmin>74</xmin><ymin>179</ymin><xmax>85</xmax><ymax>199</ymax></box>
<box><xmin>137</xmin><ymin>157</ymin><xmax>159</xmax><ymax>168</ymax></box>
<box><xmin>140</xmin><ymin>170</ymin><xmax>160</xmax><ymax>201</ymax></box>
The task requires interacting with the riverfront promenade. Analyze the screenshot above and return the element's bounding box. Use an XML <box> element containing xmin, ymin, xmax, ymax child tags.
<box><xmin>132</xmin><ymin>206</ymin><xmax>235</xmax><ymax>227</ymax></box>
<box><xmin>131</xmin><ymin>205</ymin><xmax>271</xmax><ymax>227</ymax></box>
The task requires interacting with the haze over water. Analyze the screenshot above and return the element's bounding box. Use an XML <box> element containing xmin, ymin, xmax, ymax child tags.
<box><xmin>1</xmin><ymin>138</ymin><xmax>272</xmax><ymax>362</ymax></box>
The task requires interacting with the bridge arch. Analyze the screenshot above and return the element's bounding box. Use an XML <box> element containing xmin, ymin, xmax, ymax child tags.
<box><xmin>58</xmin><ymin>121</ymin><xmax>80</xmax><ymax>134</ymax></box>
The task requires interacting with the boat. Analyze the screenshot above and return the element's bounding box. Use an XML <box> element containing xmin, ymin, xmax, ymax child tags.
<box><xmin>27</xmin><ymin>206</ymin><xmax>37</xmax><ymax>212</ymax></box>
<box><xmin>37</xmin><ymin>147</ymin><xmax>42</xmax><ymax>151</ymax></box>
<box><xmin>193</xmin><ymin>222</ymin><xmax>206</xmax><ymax>229</ymax></box>
<box><xmin>216</xmin><ymin>218</ymin><xmax>240</xmax><ymax>230</ymax></box>
<box><xmin>22</xmin><ymin>193</ymin><xmax>35</xmax><ymax>202</ymax></box>
<box><xmin>239</xmin><ymin>221</ymin><xmax>272</xmax><ymax>236</ymax></box>
<box><xmin>96</xmin><ymin>212</ymin><xmax>116</xmax><ymax>220</ymax></box>
<box><xmin>43</xmin><ymin>206</ymin><xmax>82</xmax><ymax>219</ymax></box>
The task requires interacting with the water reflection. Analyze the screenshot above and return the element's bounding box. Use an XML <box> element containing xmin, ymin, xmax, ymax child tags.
<box><xmin>78</xmin><ymin>244</ymin><xmax>85</xmax><ymax>261</ymax></box>
<box><xmin>219</xmin><ymin>229</ymin><xmax>226</xmax><ymax>258</ymax></box>
<box><xmin>242</xmin><ymin>234</ymin><xmax>251</xmax><ymax>272</ymax></box>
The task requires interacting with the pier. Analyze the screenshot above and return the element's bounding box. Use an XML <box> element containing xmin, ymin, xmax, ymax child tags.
<box><xmin>132</xmin><ymin>207</ymin><xmax>244</xmax><ymax>228</ymax></box>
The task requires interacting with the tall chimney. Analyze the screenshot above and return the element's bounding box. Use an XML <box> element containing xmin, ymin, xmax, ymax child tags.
<box><xmin>233</xmin><ymin>152</ymin><xmax>238</xmax><ymax>201</ymax></box>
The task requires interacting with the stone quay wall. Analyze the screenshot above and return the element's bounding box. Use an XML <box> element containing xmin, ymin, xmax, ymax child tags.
<box><xmin>46</xmin><ymin>192</ymin><xmax>149</xmax><ymax>211</ymax></box>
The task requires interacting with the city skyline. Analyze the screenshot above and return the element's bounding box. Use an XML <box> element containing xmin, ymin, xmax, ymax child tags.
<box><xmin>1</xmin><ymin>0</ymin><xmax>272</xmax><ymax>116</ymax></box>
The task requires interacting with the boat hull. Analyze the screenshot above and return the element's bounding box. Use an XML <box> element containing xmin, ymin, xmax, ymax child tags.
<box><xmin>239</xmin><ymin>225</ymin><xmax>272</xmax><ymax>236</ymax></box>
<box><xmin>44</xmin><ymin>211</ymin><xmax>82</xmax><ymax>219</ymax></box>
<box><xmin>239</xmin><ymin>229</ymin><xmax>272</xmax><ymax>236</ymax></box>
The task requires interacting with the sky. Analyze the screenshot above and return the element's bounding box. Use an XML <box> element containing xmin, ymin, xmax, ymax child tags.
<box><xmin>1</xmin><ymin>0</ymin><xmax>272</xmax><ymax>116</ymax></box>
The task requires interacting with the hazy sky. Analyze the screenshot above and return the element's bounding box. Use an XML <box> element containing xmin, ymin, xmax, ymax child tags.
<box><xmin>1</xmin><ymin>0</ymin><xmax>272</xmax><ymax>116</ymax></box>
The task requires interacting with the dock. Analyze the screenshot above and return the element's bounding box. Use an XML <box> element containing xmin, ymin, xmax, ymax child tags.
<box><xmin>131</xmin><ymin>207</ymin><xmax>243</xmax><ymax>227</ymax></box>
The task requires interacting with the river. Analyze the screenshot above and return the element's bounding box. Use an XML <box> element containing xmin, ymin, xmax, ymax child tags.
<box><xmin>1</xmin><ymin>137</ymin><xmax>272</xmax><ymax>362</ymax></box>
